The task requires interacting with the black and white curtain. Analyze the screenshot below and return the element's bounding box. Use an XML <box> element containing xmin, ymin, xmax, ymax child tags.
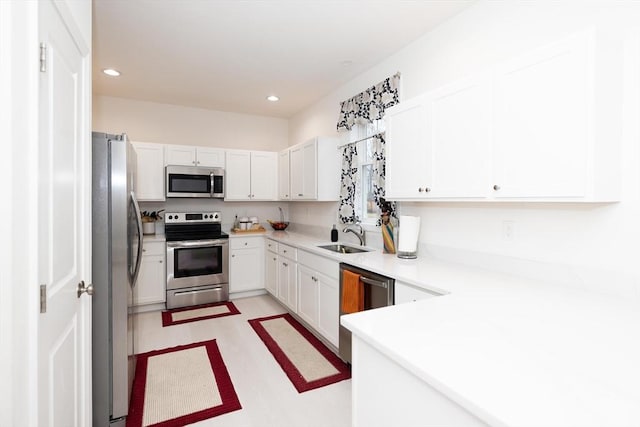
<box><xmin>336</xmin><ymin>73</ymin><xmax>400</xmax><ymax>132</ymax></box>
<box><xmin>371</xmin><ymin>134</ymin><xmax>397</xmax><ymax>226</ymax></box>
<box><xmin>337</xmin><ymin>73</ymin><xmax>400</xmax><ymax>225</ymax></box>
<box><xmin>338</xmin><ymin>144</ymin><xmax>360</xmax><ymax>224</ymax></box>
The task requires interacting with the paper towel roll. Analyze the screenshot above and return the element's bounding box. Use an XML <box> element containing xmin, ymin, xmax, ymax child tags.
<box><xmin>398</xmin><ymin>215</ymin><xmax>421</xmax><ymax>254</ymax></box>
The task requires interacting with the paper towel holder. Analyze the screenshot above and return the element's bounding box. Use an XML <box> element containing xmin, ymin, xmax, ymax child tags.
<box><xmin>397</xmin><ymin>250</ymin><xmax>417</xmax><ymax>259</ymax></box>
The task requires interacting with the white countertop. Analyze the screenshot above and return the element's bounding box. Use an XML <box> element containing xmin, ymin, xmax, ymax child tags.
<box><xmin>261</xmin><ymin>231</ymin><xmax>640</xmax><ymax>427</ymax></box>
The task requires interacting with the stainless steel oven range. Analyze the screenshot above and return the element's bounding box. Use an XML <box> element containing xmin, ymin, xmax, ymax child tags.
<box><xmin>165</xmin><ymin>211</ymin><xmax>229</xmax><ymax>309</ymax></box>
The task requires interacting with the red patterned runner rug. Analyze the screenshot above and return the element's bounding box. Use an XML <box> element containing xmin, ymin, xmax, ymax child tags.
<box><xmin>248</xmin><ymin>313</ymin><xmax>351</xmax><ymax>393</ymax></box>
<box><xmin>126</xmin><ymin>339</ymin><xmax>241</xmax><ymax>427</ymax></box>
<box><xmin>161</xmin><ymin>301</ymin><xmax>240</xmax><ymax>327</ymax></box>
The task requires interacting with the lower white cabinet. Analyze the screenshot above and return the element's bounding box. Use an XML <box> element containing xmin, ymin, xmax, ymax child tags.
<box><xmin>277</xmin><ymin>243</ymin><xmax>298</xmax><ymax>311</ymax></box>
<box><xmin>395</xmin><ymin>281</ymin><xmax>440</xmax><ymax>304</ymax></box>
<box><xmin>296</xmin><ymin>249</ymin><xmax>340</xmax><ymax>347</ymax></box>
<box><xmin>265</xmin><ymin>239</ymin><xmax>278</xmax><ymax>296</ymax></box>
<box><xmin>133</xmin><ymin>240</ymin><xmax>166</xmax><ymax>306</ymax></box>
<box><xmin>297</xmin><ymin>265</ymin><xmax>319</xmax><ymax>326</ymax></box>
<box><xmin>229</xmin><ymin>237</ymin><xmax>264</xmax><ymax>293</ymax></box>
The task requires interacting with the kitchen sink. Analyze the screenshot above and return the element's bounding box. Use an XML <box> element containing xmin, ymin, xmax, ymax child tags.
<box><xmin>317</xmin><ymin>244</ymin><xmax>371</xmax><ymax>254</ymax></box>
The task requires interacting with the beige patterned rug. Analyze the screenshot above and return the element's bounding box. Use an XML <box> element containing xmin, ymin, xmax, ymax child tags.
<box><xmin>161</xmin><ymin>301</ymin><xmax>240</xmax><ymax>327</ymax></box>
<box><xmin>248</xmin><ymin>313</ymin><xmax>351</xmax><ymax>393</ymax></box>
<box><xmin>126</xmin><ymin>339</ymin><xmax>241</xmax><ymax>426</ymax></box>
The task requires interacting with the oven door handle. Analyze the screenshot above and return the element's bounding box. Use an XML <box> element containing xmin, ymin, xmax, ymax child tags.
<box><xmin>173</xmin><ymin>286</ymin><xmax>223</xmax><ymax>296</ymax></box>
<box><xmin>210</xmin><ymin>172</ymin><xmax>214</xmax><ymax>197</ymax></box>
<box><xmin>360</xmin><ymin>276</ymin><xmax>388</xmax><ymax>289</ymax></box>
<box><xmin>167</xmin><ymin>240</ymin><xmax>228</xmax><ymax>249</ymax></box>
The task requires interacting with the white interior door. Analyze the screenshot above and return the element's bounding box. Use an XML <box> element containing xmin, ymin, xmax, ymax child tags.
<box><xmin>38</xmin><ymin>1</ymin><xmax>91</xmax><ymax>426</ymax></box>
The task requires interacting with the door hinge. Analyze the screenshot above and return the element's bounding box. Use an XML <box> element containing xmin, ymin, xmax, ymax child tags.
<box><xmin>39</xmin><ymin>43</ymin><xmax>46</xmax><ymax>72</ymax></box>
<box><xmin>40</xmin><ymin>284</ymin><xmax>47</xmax><ymax>313</ymax></box>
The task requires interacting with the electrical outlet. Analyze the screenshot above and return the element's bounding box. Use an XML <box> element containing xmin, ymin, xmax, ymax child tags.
<box><xmin>502</xmin><ymin>220</ymin><xmax>515</xmax><ymax>241</ymax></box>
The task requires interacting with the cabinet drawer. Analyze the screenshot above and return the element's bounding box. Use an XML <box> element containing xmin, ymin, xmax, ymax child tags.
<box><xmin>142</xmin><ymin>240</ymin><xmax>165</xmax><ymax>256</ymax></box>
<box><xmin>278</xmin><ymin>243</ymin><xmax>297</xmax><ymax>260</ymax></box>
<box><xmin>266</xmin><ymin>239</ymin><xmax>278</xmax><ymax>253</ymax></box>
<box><xmin>230</xmin><ymin>236</ymin><xmax>263</xmax><ymax>250</ymax></box>
<box><xmin>395</xmin><ymin>281</ymin><xmax>439</xmax><ymax>304</ymax></box>
<box><xmin>297</xmin><ymin>250</ymin><xmax>339</xmax><ymax>280</ymax></box>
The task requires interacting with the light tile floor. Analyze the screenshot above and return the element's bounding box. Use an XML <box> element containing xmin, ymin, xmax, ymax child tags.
<box><xmin>134</xmin><ymin>294</ymin><xmax>352</xmax><ymax>427</ymax></box>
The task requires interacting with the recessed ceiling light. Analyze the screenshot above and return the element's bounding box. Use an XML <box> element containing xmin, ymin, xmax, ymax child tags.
<box><xmin>266</xmin><ymin>95</ymin><xmax>279</xmax><ymax>102</ymax></box>
<box><xmin>103</xmin><ymin>68</ymin><xmax>121</xmax><ymax>77</ymax></box>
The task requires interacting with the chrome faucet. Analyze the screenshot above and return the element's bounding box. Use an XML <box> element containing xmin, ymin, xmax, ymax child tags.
<box><xmin>343</xmin><ymin>222</ymin><xmax>366</xmax><ymax>246</ymax></box>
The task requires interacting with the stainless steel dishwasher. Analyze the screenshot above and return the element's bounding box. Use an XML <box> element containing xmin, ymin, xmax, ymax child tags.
<box><xmin>339</xmin><ymin>263</ymin><xmax>394</xmax><ymax>363</ymax></box>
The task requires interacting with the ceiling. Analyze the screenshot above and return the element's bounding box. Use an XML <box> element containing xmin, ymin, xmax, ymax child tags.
<box><xmin>92</xmin><ymin>0</ymin><xmax>473</xmax><ymax>118</ymax></box>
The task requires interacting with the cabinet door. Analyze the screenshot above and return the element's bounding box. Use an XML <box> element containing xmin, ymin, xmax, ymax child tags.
<box><xmin>196</xmin><ymin>147</ymin><xmax>225</xmax><ymax>167</ymax></box>
<box><xmin>317</xmin><ymin>273</ymin><xmax>339</xmax><ymax>347</ymax></box>
<box><xmin>385</xmin><ymin>97</ymin><xmax>432</xmax><ymax>199</ymax></box>
<box><xmin>229</xmin><ymin>246</ymin><xmax>262</xmax><ymax>292</ymax></box>
<box><xmin>132</xmin><ymin>142</ymin><xmax>165</xmax><ymax>201</ymax></box>
<box><xmin>301</xmin><ymin>140</ymin><xmax>317</xmax><ymax>199</ymax></box>
<box><xmin>278</xmin><ymin>258</ymin><xmax>297</xmax><ymax>311</ymax></box>
<box><xmin>278</xmin><ymin>149</ymin><xmax>290</xmax><ymax>200</ymax></box>
<box><xmin>427</xmin><ymin>75</ymin><xmax>492</xmax><ymax>198</ymax></box>
<box><xmin>165</xmin><ymin>145</ymin><xmax>197</xmax><ymax>166</ymax></box>
<box><xmin>493</xmin><ymin>32</ymin><xmax>591</xmax><ymax>198</ymax></box>
<box><xmin>133</xmin><ymin>241</ymin><xmax>166</xmax><ymax>306</ymax></box>
<box><xmin>225</xmin><ymin>150</ymin><xmax>252</xmax><ymax>200</ymax></box>
<box><xmin>265</xmin><ymin>251</ymin><xmax>278</xmax><ymax>296</ymax></box>
<box><xmin>250</xmin><ymin>151</ymin><xmax>277</xmax><ymax>200</ymax></box>
<box><xmin>297</xmin><ymin>265</ymin><xmax>318</xmax><ymax>327</ymax></box>
<box><xmin>290</xmin><ymin>145</ymin><xmax>304</xmax><ymax>200</ymax></box>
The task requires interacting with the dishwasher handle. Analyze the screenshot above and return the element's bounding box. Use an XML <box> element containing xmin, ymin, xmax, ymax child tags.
<box><xmin>360</xmin><ymin>276</ymin><xmax>388</xmax><ymax>289</ymax></box>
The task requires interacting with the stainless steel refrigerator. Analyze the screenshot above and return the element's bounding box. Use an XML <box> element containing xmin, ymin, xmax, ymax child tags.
<box><xmin>92</xmin><ymin>132</ymin><xmax>143</xmax><ymax>426</ymax></box>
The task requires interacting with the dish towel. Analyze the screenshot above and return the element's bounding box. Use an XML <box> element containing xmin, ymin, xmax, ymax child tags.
<box><xmin>341</xmin><ymin>270</ymin><xmax>364</xmax><ymax>314</ymax></box>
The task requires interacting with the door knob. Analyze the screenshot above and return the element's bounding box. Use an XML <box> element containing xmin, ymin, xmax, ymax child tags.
<box><xmin>77</xmin><ymin>280</ymin><xmax>94</xmax><ymax>298</ymax></box>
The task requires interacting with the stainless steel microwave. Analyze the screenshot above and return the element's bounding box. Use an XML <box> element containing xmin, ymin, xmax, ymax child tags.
<box><xmin>166</xmin><ymin>165</ymin><xmax>225</xmax><ymax>198</ymax></box>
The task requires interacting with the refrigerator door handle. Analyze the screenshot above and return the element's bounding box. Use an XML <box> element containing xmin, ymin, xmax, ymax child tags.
<box><xmin>130</xmin><ymin>191</ymin><xmax>144</xmax><ymax>288</ymax></box>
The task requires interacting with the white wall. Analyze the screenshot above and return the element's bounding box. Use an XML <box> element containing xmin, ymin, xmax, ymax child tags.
<box><xmin>94</xmin><ymin>95</ymin><xmax>289</xmax><ymax>151</ymax></box>
<box><xmin>288</xmin><ymin>1</ymin><xmax>640</xmax><ymax>300</ymax></box>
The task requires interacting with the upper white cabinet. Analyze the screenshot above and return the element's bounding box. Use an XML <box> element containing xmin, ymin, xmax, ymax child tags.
<box><xmin>132</xmin><ymin>142</ymin><xmax>165</xmax><ymax>201</ymax></box>
<box><xmin>278</xmin><ymin>149</ymin><xmax>291</xmax><ymax>200</ymax></box>
<box><xmin>289</xmin><ymin>137</ymin><xmax>340</xmax><ymax>201</ymax></box>
<box><xmin>225</xmin><ymin>150</ymin><xmax>277</xmax><ymax>201</ymax></box>
<box><xmin>385</xmin><ymin>30</ymin><xmax>621</xmax><ymax>202</ymax></box>
<box><xmin>165</xmin><ymin>144</ymin><xmax>225</xmax><ymax>167</ymax></box>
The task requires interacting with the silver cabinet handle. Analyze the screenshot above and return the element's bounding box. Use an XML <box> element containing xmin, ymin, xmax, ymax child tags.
<box><xmin>77</xmin><ymin>280</ymin><xmax>94</xmax><ymax>298</ymax></box>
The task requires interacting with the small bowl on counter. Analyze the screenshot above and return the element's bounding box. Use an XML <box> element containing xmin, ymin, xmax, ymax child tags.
<box><xmin>267</xmin><ymin>220</ymin><xmax>289</xmax><ymax>231</ymax></box>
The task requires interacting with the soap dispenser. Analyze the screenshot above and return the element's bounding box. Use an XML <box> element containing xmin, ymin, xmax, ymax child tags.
<box><xmin>331</xmin><ymin>224</ymin><xmax>338</xmax><ymax>242</ymax></box>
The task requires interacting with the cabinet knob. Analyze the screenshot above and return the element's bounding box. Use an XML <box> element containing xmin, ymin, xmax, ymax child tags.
<box><xmin>159</xmin><ymin>260</ymin><xmax>163</xmax><ymax>263</ymax></box>
<box><xmin>493</xmin><ymin>184</ymin><xmax>500</xmax><ymax>191</ymax></box>
<box><xmin>283</xmin><ymin>249</ymin><xmax>287</xmax><ymax>253</ymax></box>
<box><xmin>273</xmin><ymin>257</ymin><xmax>276</xmax><ymax>261</ymax></box>
<box><xmin>425</xmin><ymin>187</ymin><xmax>431</xmax><ymax>193</ymax></box>
<box><xmin>248</xmin><ymin>195</ymin><xmax>251</xmax><ymax>198</ymax></box>
<box><xmin>142</xmin><ymin>249</ymin><xmax>146</xmax><ymax>252</ymax></box>
<box><xmin>418</xmin><ymin>188</ymin><xmax>424</xmax><ymax>193</ymax></box>
<box><xmin>232</xmin><ymin>254</ymin><xmax>235</xmax><ymax>258</ymax></box>
<box><xmin>298</xmin><ymin>193</ymin><xmax>303</xmax><ymax>196</ymax></box>
<box><xmin>244</xmin><ymin>242</ymin><xmax>248</xmax><ymax>246</ymax></box>
<box><xmin>283</xmin><ymin>262</ymin><xmax>288</xmax><ymax>267</ymax></box>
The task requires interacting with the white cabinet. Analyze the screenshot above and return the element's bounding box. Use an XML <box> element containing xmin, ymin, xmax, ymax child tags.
<box><xmin>386</xmin><ymin>75</ymin><xmax>493</xmax><ymax>200</ymax></box>
<box><xmin>385</xmin><ymin>30</ymin><xmax>620</xmax><ymax>202</ymax></box>
<box><xmin>289</xmin><ymin>137</ymin><xmax>340</xmax><ymax>201</ymax></box>
<box><xmin>316</xmin><ymin>272</ymin><xmax>339</xmax><ymax>347</ymax></box>
<box><xmin>225</xmin><ymin>150</ymin><xmax>277</xmax><ymax>201</ymax></box>
<box><xmin>394</xmin><ymin>281</ymin><xmax>439</xmax><ymax>305</ymax></box>
<box><xmin>165</xmin><ymin>144</ymin><xmax>225</xmax><ymax>167</ymax></box>
<box><xmin>133</xmin><ymin>240</ymin><xmax>166</xmax><ymax>306</ymax></box>
<box><xmin>492</xmin><ymin>31</ymin><xmax>594</xmax><ymax>199</ymax></box>
<box><xmin>229</xmin><ymin>237</ymin><xmax>264</xmax><ymax>293</ymax></box>
<box><xmin>265</xmin><ymin>239</ymin><xmax>278</xmax><ymax>296</ymax></box>
<box><xmin>296</xmin><ymin>249</ymin><xmax>340</xmax><ymax>347</ymax></box>
<box><xmin>297</xmin><ymin>265</ymin><xmax>319</xmax><ymax>326</ymax></box>
<box><xmin>276</xmin><ymin>243</ymin><xmax>297</xmax><ymax>311</ymax></box>
<box><xmin>278</xmin><ymin>149</ymin><xmax>290</xmax><ymax>200</ymax></box>
<box><xmin>132</xmin><ymin>142</ymin><xmax>165</xmax><ymax>201</ymax></box>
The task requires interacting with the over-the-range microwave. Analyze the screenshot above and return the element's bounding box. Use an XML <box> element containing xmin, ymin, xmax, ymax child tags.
<box><xmin>165</xmin><ymin>165</ymin><xmax>225</xmax><ymax>198</ymax></box>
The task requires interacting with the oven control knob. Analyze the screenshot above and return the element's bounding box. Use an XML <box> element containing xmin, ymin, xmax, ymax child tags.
<box><xmin>174</xmin><ymin>215</ymin><xmax>179</xmax><ymax>220</ymax></box>
<box><xmin>214</xmin><ymin>213</ymin><xmax>219</xmax><ymax>219</ymax></box>
<box><xmin>168</xmin><ymin>215</ymin><xmax>173</xmax><ymax>220</ymax></box>
<box><xmin>204</xmin><ymin>214</ymin><xmax>208</xmax><ymax>219</ymax></box>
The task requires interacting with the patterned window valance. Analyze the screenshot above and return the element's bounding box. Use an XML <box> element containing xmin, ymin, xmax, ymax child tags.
<box><xmin>336</xmin><ymin>73</ymin><xmax>400</xmax><ymax>132</ymax></box>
